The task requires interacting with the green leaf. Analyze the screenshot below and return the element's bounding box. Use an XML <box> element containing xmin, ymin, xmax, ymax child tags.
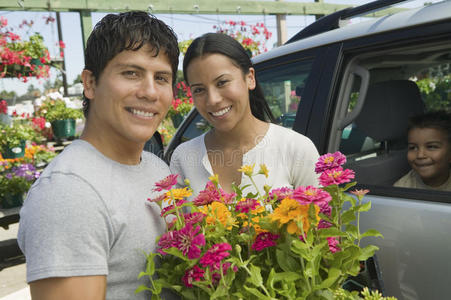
<box><xmin>243</xmin><ymin>285</ymin><xmax>271</xmax><ymax>299</ymax></box>
<box><xmin>135</xmin><ymin>285</ymin><xmax>151</xmax><ymax>294</ymax></box>
<box><xmin>276</xmin><ymin>249</ymin><xmax>300</xmax><ymax>272</ymax></box>
<box><xmin>341</xmin><ymin>209</ymin><xmax>356</xmax><ymax>224</ymax></box>
<box><xmin>137</xmin><ymin>271</ymin><xmax>147</xmax><ymax>280</ymax></box>
<box><xmin>248</xmin><ymin>264</ymin><xmax>263</xmax><ymax>287</ymax></box>
<box><xmin>358</xmin><ymin>201</ymin><xmax>371</xmax><ymax>212</ymax></box>
<box><xmin>317</xmin><ymin>268</ymin><xmax>341</xmax><ymax>289</ymax></box>
<box><xmin>210</xmin><ymin>285</ymin><xmax>229</xmax><ymax>299</ymax></box>
<box><xmin>245</xmin><ymin>192</ymin><xmax>258</xmax><ymax>199</ymax></box>
<box><xmin>162</xmin><ymin>247</ymin><xmax>189</xmax><ymax>261</ymax></box>
<box><xmin>359</xmin><ymin>245</ymin><xmax>379</xmax><ymax>261</ymax></box>
<box><xmin>341</xmin><ymin>181</ymin><xmax>357</xmax><ymax>192</ymax></box>
<box><xmin>318</xmin><ymin>227</ymin><xmax>347</xmax><ymax>237</ymax></box>
<box><xmin>361</xmin><ymin>229</ymin><xmax>383</xmax><ymax>239</ymax></box>
<box><xmin>345</xmin><ymin>224</ymin><xmax>358</xmax><ymax>238</ymax></box>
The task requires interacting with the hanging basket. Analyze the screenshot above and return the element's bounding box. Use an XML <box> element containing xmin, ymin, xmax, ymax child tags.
<box><xmin>2</xmin><ymin>58</ymin><xmax>47</xmax><ymax>78</ymax></box>
<box><xmin>51</xmin><ymin>119</ymin><xmax>76</xmax><ymax>140</ymax></box>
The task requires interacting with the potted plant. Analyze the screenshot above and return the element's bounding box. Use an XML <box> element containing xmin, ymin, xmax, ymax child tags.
<box><xmin>168</xmin><ymin>81</ymin><xmax>193</xmax><ymax>128</ymax></box>
<box><xmin>0</xmin><ymin>122</ymin><xmax>36</xmax><ymax>159</ymax></box>
<box><xmin>0</xmin><ymin>161</ymin><xmax>40</xmax><ymax>208</ymax></box>
<box><xmin>36</xmin><ymin>93</ymin><xmax>83</xmax><ymax>140</ymax></box>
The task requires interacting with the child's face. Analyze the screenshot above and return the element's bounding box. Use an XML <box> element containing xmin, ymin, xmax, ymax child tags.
<box><xmin>407</xmin><ymin>127</ymin><xmax>451</xmax><ymax>187</ymax></box>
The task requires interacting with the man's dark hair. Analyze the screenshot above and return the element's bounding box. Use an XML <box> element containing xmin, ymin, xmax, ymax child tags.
<box><xmin>408</xmin><ymin>110</ymin><xmax>451</xmax><ymax>143</ymax></box>
<box><xmin>82</xmin><ymin>11</ymin><xmax>179</xmax><ymax>118</ymax></box>
<box><xmin>182</xmin><ymin>33</ymin><xmax>275</xmax><ymax>123</ymax></box>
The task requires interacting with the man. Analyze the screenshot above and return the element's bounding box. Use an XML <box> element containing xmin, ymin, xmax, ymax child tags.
<box><xmin>18</xmin><ymin>12</ymin><xmax>179</xmax><ymax>299</ymax></box>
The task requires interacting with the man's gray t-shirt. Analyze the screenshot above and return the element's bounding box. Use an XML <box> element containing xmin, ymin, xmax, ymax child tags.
<box><xmin>18</xmin><ymin>140</ymin><xmax>168</xmax><ymax>299</ymax></box>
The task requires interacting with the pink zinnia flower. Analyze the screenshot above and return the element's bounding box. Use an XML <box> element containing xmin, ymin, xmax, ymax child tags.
<box><xmin>147</xmin><ymin>194</ymin><xmax>165</xmax><ymax>204</ymax></box>
<box><xmin>182</xmin><ymin>265</ymin><xmax>205</xmax><ymax>287</ymax></box>
<box><xmin>268</xmin><ymin>187</ymin><xmax>293</xmax><ymax>202</ymax></box>
<box><xmin>160</xmin><ymin>204</ymin><xmax>175</xmax><ymax>217</ymax></box>
<box><xmin>251</xmin><ymin>232</ymin><xmax>279</xmax><ymax>251</ymax></box>
<box><xmin>315</xmin><ymin>152</ymin><xmax>347</xmax><ymax>174</ymax></box>
<box><xmin>193</xmin><ymin>181</ymin><xmax>221</xmax><ymax>206</ymax></box>
<box><xmin>183</xmin><ymin>212</ymin><xmax>205</xmax><ymax>225</ymax></box>
<box><xmin>200</xmin><ymin>243</ymin><xmax>232</xmax><ymax>268</ymax></box>
<box><xmin>157</xmin><ymin>231</ymin><xmax>178</xmax><ymax>255</ymax></box>
<box><xmin>235</xmin><ymin>198</ymin><xmax>260</xmax><ymax>213</ymax></box>
<box><xmin>292</xmin><ymin>185</ymin><xmax>332</xmax><ymax>207</ymax></box>
<box><xmin>174</xmin><ymin>224</ymin><xmax>205</xmax><ymax>259</ymax></box>
<box><xmin>318</xmin><ymin>219</ymin><xmax>332</xmax><ymax>229</ymax></box>
<box><xmin>153</xmin><ymin>174</ymin><xmax>179</xmax><ymax>192</ymax></box>
<box><xmin>319</xmin><ymin>167</ymin><xmax>355</xmax><ymax>186</ymax></box>
<box><xmin>350</xmin><ymin>189</ymin><xmax>370</xmax><ymax>198</ymax></box>
<box><xmin>327</xmin><ymin>237</ymin><xmax>341</xmax><ymax>253</ymax></box>
<box><xmin>221</xmin><ymin>191</ymin><xmax>236</xmax><ymax>205</ymax></box>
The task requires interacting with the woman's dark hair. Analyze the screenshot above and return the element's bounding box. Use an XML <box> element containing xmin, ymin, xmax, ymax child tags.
<box><xmin>408</xmin><ymin>110</ymin><xmax>451</xmax><ymax>143</ymax></box>
<box><xmin>82</xmin><ymin>11</ymin><xmax>179</xmax><ymax>118</ymax></box>
<box><xmin>183</xmin><ymin>33</ymin><xmax>275</xmax><ymax>123</ymax></box>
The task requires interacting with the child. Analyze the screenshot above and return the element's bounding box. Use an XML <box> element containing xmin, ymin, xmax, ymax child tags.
<box><xmin>394</xmin><ymin>111</ymin><xmax>451</xmax><ymax>191</ymax></box>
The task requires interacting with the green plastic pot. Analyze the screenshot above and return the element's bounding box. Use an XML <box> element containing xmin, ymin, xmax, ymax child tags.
<box><xmin>2</xmin><ymin>140</ymin><xmax>25</xmax><ymax>159</ymax></box>
<box><xmin>1</xmin><ymin>192</ymin><xmax>24</xmax><ymax>209</ymax></box>
<box><xmin>51</xmin><ymin>119</ymin><xmax>76</xmax><ymax>140</ymax></box>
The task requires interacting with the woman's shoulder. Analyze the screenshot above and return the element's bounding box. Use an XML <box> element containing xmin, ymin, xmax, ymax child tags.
<box><xmin>268</xmin><ymin>123</ymin><xmax>315</xmax><ymax>145</ymax></box>
<box><xmin>170</xmin><ymin>134</ymin><xmax>206</xmax><ymax>162</ymax></box>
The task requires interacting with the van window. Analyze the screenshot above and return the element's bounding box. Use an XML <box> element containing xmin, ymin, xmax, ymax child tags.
<box><xmin>257</xmin><ymin>59</ymin><xmax>314</xmax><ymax>128</ymax></box>
<box><xmin>337</xmin><ymin>42</ymin><xmax>451</xmax><ymax>189</ymax></box>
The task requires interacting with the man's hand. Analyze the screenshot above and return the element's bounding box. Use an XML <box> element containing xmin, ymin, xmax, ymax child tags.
<box><xmin>30</xmin><ymin>275</ymin><xmax>106</xmax><ymax>300</ymax></box>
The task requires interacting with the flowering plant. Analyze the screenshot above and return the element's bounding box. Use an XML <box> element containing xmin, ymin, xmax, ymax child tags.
<box><xmin>167</xmin><ymin>81</ymin><xmax>194</xmax><ymax>118</ymax></box>
<box><xmin>0</xmin><ymin>121</ymin><xmax>36</xmax><ymax>154</ymax></box>
<box><xmin>0</xmin><ymin>17</ymin><xmax>54</xmax><ymax>82</ymax></box>
<box><xmin>35</xmin><ymin>92</ymin><xmax>83</xmax><ymax>123</ymax></box>
<box><xmin>138</xmin><ymin>152</ymin><xmax>392</xmax><ymax>299</ymax></box>
<box><xmin>214</xmin><ymin>20</ymin><xmax>272</xmax><ymax>57</ymax></box>
<box><xmin>0</xmin><ymin>161</ymin><xmax>40</xmax><ymax>199</ymax></box>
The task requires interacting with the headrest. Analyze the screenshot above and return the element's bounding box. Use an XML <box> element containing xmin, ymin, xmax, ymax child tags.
<box><xmin>355</xmin><ymin>80</ymin><xmax>424</xmax><ymax>142</ymax></box>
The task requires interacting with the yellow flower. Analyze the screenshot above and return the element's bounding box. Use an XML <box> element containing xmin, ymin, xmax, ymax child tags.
<box><xmin>269</xmin><ymin>198</ymin><xmax>318</xmax><ymax>235</ymax></box>
<box><xmin>200</xmin><ymin>201</ymin><xmax>235</xmax><ymax>230</ymax></box>
<box><xmin>165</xmin><ymin>187</ymin><xmax>192</xmax><ymax>203</ymax></box>
<box><xmin>259</xmin><ymin>164</ymin><xmax>269</xmax><ymax>178</ymax></box>
<box><xmin>208</xmin><ymin>174</ymin><xmax>219</xmax><ymax>185</ymax></box>
<box><xmin>238</xmin><ymin>164</ymin><xmax>254</xmax><ymax>177</ymax></box>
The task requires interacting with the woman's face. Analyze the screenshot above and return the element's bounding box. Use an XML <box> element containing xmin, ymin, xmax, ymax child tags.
<box><xmin>186</xmin><ymin>53</ymin><xmax>256</xmax><ymax>133</ymax></box>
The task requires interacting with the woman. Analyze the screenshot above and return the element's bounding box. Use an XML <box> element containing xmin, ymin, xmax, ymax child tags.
<box><xmin>170</xmin><ymin>33</ymin><xmax>319</xmax><ymax>197</ymax></box>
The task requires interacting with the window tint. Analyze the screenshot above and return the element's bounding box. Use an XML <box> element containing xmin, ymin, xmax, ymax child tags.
<box><xmin>257</xmin><ymin>59</ymin><xmax>314</xmax><ymax>128</ymax></box>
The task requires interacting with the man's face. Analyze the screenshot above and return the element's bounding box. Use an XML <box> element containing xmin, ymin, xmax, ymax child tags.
<box><xmin>83</xmin><ymin>45</ymin><xmax>173</xmax><ymax>150</ymax></box>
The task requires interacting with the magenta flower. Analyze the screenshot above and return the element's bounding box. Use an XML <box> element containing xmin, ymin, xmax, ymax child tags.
<box><xmin>211</xmin><ymin>262</ymin><xmax>237</xmax><ymax>284</ymax></box>
<box><xmin>183</xmin><ymin>212</ymin><xmax>205</xmax><ymax>225</ymax></box>
<box><xmin>147</xmin><ymin>193</ymin><xmax>165</xmax><ymax>204</ymax></box>
<box><xmin>318</xmin><ymin>219</ymin><xmax>332</xmax><ymax>229</ymax></box>
<box><xmin>182</xmin><ymin>265</ymin><xmax>205</xmax><ymax>287</ymax></box>
<box><xmin>268</xmin><ymin>187</ymin><xmax>293</xmax><ymax>202</ymax></box>
<box><xmin>200</xmin><ymin>243</ymin><xmax>232</xmax><ymax>268</ymax></box>
<box><xmin>327</xmin><ymin>237</ymin><xmax>341</xmax><ymax>253</ymax></box>
<box><xmin>174</xmin><ymin>224</ymin><xmax>206</xmax><ymax>259</ymax></box>
<box><xmin>221</xmin><ymin>191</ymin><xmax>236</xmax><ymax>205</ymax></box>
<box><xmin>193</xmin><ymin>181</ymin><xmax>221</xmax><ymax>206</ymax></box>
<box><xmin>235</xmin><ymin>198</ymin><xmax>260</xmax><ymax>213</ymax></box>
<box><xmin>319</xmin><ymin>167</ymin><xmax>355</xmax><ymax>186</ymax></box>
<box><xmin>153</xmin><ymin>174</ymin><xmax>179</xmax><ymax>192</ymax></box>
<box><xmin>157</xmin><ymin>231</ymin><xmax>178</xmax><ymax>255</ymax></box>
<box><xmin>251</xmin><ymin>232</ymin><xmax>279</xmax><ymax>251</ymax></box>
<box><xmin>292</xmin><ymin>185</ymin><xmax>332</xmax><ymax>207</ymax></box>
<box><xmin>160</xmin><ymin>204</ymin><xmax>175</xmax><ymax>217</ymax></box>
<box><xmin>315</xmin><ymin>152</ymin><xmax>347</xmax><ymax>174</ymax></box>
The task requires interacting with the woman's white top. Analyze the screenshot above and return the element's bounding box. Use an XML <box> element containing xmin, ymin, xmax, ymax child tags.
<box><xmin>169</xmin><ymin>123</ymin><xmax>320</xmax><ymax>197</ymax></box>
